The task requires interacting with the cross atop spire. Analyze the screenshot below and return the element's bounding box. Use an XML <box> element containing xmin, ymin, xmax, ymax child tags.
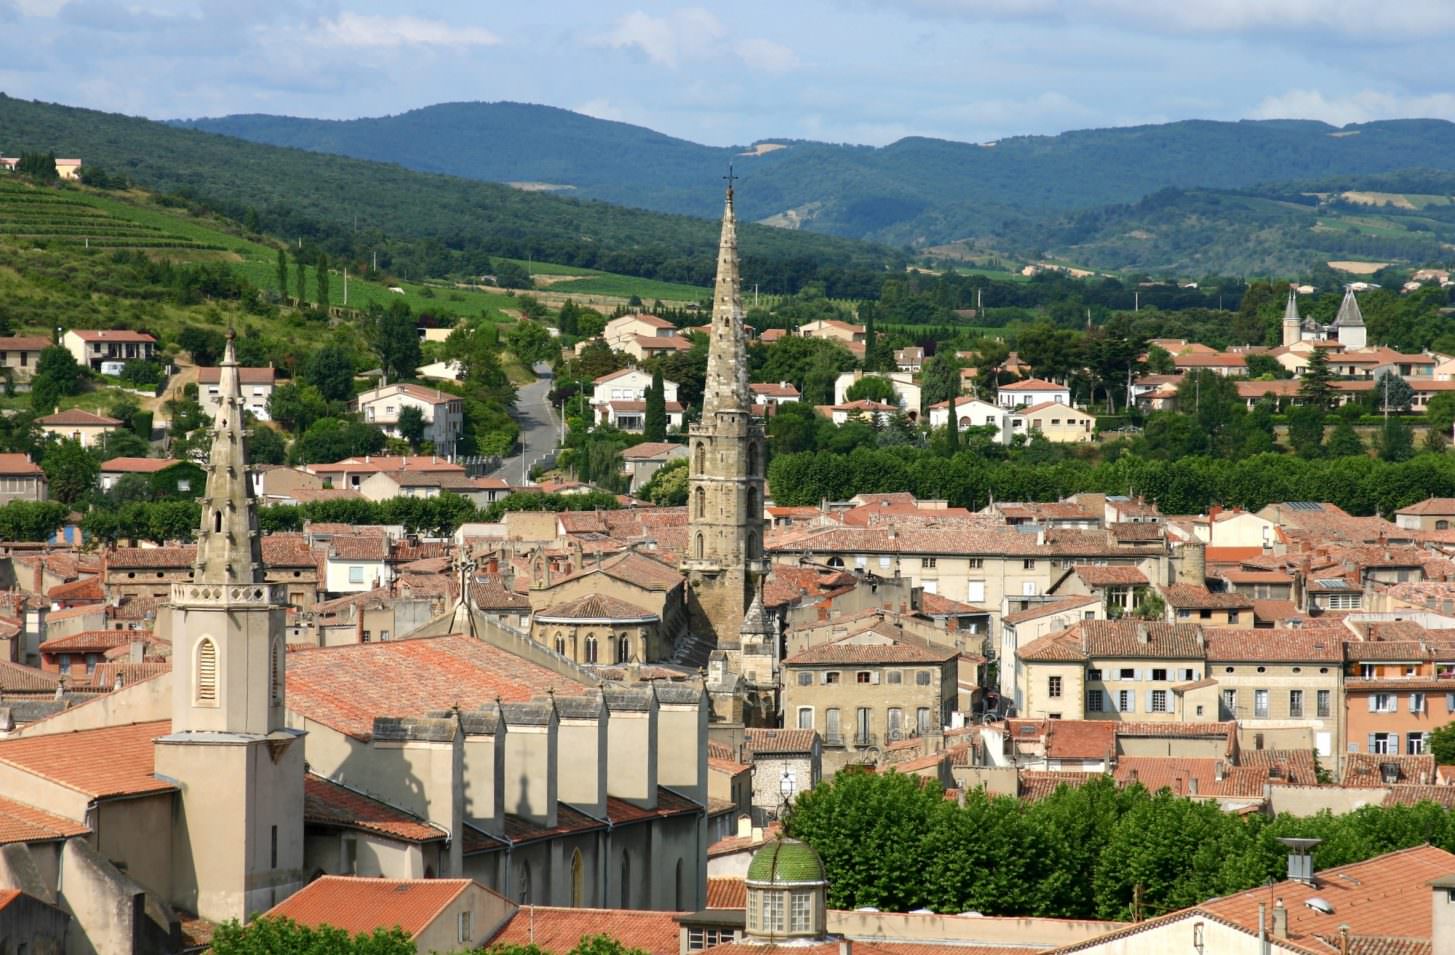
<box><xmin>723</xmin><ymin>164</ymin><xmax>738</xmax><ymax>201</ymax></box>
<box><xmin>193</xmin><ymin>327</ymin><xmax>264</xmax><ymax>585</ymax></box>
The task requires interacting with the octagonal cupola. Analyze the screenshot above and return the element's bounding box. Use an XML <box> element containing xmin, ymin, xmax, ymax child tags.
<box><xmin>744</xmin><ymin>838</ymin><xmax>828</xmax><ymax>940</ymax></box>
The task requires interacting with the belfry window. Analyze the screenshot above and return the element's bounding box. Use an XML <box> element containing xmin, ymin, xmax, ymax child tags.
<box><xmin>196</xmin><ymin>638</ymin><xmax>218</xmax><ymax>705</ymax></box>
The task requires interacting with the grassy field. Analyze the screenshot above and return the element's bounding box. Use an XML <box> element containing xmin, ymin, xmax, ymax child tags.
<box><xmin>501</xmin><ymin>255</ymin><xmax>712</xmax><ymax>304</ymax></box>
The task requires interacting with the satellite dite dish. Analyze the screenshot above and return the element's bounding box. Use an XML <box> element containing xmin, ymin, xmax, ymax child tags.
<box><xmin>1305</xmin><ymin>897</ymin><xmax>1334</xmax><ymax>915</ymax></box>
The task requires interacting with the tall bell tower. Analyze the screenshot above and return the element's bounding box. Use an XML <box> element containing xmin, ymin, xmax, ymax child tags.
<box><xmin>683</xmin><ymin>175</ymin><xmax>767</xmax><ymax>654</ymax></box>
<box><xmin>154</xmin><ymin>329</ymin><xmax>305</xmax><ymax>922</ymax></box>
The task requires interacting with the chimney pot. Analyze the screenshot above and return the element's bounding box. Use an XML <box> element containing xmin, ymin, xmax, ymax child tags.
<box><xmin>1272</xmin><ymin>899</ymin><xmax>1288</xmax><ymax>939</ymax></box>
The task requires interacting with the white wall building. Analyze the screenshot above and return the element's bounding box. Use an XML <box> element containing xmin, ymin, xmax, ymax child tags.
<box><xmin>355</xmin><ymin>383</ymin><xmax>464</xmax><ymax>452</ymax></box>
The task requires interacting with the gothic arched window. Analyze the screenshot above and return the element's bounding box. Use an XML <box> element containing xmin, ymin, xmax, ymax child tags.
<box><xmin>747</xmin><ymin>442</ymin><xmax>759</xmax><ymax>476</ymax></box>
<box><xmin>694</xmin><ymin>534</ymin><xmax>705</xmax><ymax>559</ymax></box>
<box><xmin>195</xmin><ymin>637</ymin><xmax>218</xmax><ymax>705</ymax></box>
<box><xmin>554</xmin><ymin>633</ymin><xmax>566</xmax><ymax>656</ymax></box>
<box><xmin>571</xmin><ymin>850</ymin><xmax>585</xmax><ymax>906</ymax></box>
<box><xmin>620</xmin><ymin>852</ymin><xmax>631</xmax><ymax>907</ymax></box>
<box><xmin>584</xmin><ymin>634</ymin><xmax>598</xmax><ymax>664</ymax></box>
<box><xmin>694</xmin><ymin>442</ymin><xmax>706</xmax><ymax>473</ymax></box>
<box><xmin>747</xmin><ymin>486</ymin><xmax>760</xmax><ymax>517</ymax></box>
<box><xmin>694</xmin><ymin>486</ymin><xmax>706</xmax><ymax>519</ymax></box>
<box><xmin>617</xmin><ymin>634</ymin><xmax>631</xmax><ymax>664</ymax></box>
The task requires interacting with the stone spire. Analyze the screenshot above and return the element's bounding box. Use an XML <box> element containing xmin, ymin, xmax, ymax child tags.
<box><xmin>701</xmin><ymin>180</ymin><xmax>752</xmax><ymax>418</ymax></box>
<box><xmin>1281</xmin><ymin>288</ymin><xmax>1301</xmax><ymax>347</ymax></box>
<box><xmin>193</xmin><ymin>328</ymin><xmax>264</xmax><ymax>584</ymax></box>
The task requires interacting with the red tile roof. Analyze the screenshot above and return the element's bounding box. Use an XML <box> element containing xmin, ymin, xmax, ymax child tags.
<box><xmin>0</xmin><ymin>661</ymin><xmax>60</xmax><ymax>694</ymax></box>
<box><xmin>492</xmin><ymin>906</ymin><xmax>684</xmax><ymax>955</ymax></box>
<box><xmin>502</xmin><ymin>802</ymin><xmax>607</xmax><ymax>844</ymax></box>
<box><xmin>285</xmin><ymin>635</ymin><xmax>587</xmax><ymax>740</ymax></box>
<box><xmin>47</xmin><ymin>576</ymin><xmax>104</xmax><ymax>602</ymax></box>
<box><xmin>0</xmin><ymin>794</ymin><xmax>89</xmax><ymax>844</ymax></box>
<box><xmin>706</xmin><ymin>877</ymin><xmax>746</xmax><ymax>909</ymax></box>
<box><xmin>0</xmin><ymin>454</ymin><xmax>42</xmax><ymax>477</ymax></box>
<box><xmin>0</xmin><ymin>720</ymin><xmax>174</xmax><ymax>799</ymax></box>
<box><xmin>783</xmin><ymin>637</ymin><xmax>956</xmax><ymax>666</ymax></box>
<box><xmin>745</xmin><ymin>728</ymin><xmax>818</xmax><ymax>756</ymax></box>
<box><xmin>263</xmin><ymin>876</ymin><xmax>475</xmax><ymax>940</ymax></box>
<box><xmin>196</xmin><ymin>367</ymin><xmax>276</xmax><ymax>385</ymax></box>
<box><xmin>38</xmin><ymin>409</ymin><xmax>121</xmax><ymax>427</ymax></box>
<box><xmin>304</xmin><ymin>774</ymin><xmax>445</xmax><ymax>843</ymax></box>
<box><xmin>39</xmin><ymin>629</ymin><xmax>152</xmax><ymax>655</ymax></box>
<box><xmin>100</xmin><ymin>457</ymin><xmax>180</xmax><ymax>474</ymax></box>
<box><xmin>1203</xmin><ymin>628</ymin><xmax>1344</xmax><ymax>662</ymax></box>
<box><xmin>1073</xmin><ymin>565</ymin><xmax>1149</xmax><ymax>586</ymax></box>
<box><xmin>1000</xmin><ymin>378</ymin><xmax>1067</xmax><ymax>392</ymax></box>
<box><xmin>0</xmin><ymin>336</ymin><xmax>52</xmax><ymax>351</ymax></box>
<box><xmin>70</xmin><ymin>330</ymin><xmax>155</xmax><ymax>343</ymax></box>
<box><xmin>535</xmin><ymin>593</ymin><xmax>659</xmax><ymax>623</ymax></box>
<box><xmin>1045</xmin><ymin>720</ymin><xmax>1117</xmax><ymax>760</ymax></box>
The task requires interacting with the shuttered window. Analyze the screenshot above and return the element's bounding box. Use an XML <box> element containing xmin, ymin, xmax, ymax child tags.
<box><xmin>196</xmin><ymin>638</ymin><xmax>218</xmax><ymax>705</ymax></box>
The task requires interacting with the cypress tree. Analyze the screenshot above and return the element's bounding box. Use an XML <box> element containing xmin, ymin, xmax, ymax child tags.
<box><xmin>294</xmin><ymin>250</ymin><xmax>307</xmax><ymax>305</ymax></box>
<box><xmin>275</xmin><ymin>247</ymin><xmax>288</xmax><ymax>297</ymax></box>
<box><xmin>316</xmin><ymin>252</ymin><xmax>330</xmax><ymax>308</ymax></box>
<box><xmin>945</xmin><ymin>398</ymin><xmax>960</xmax><ymax>453</ymax></box>
<box><xmin>643</xmin><ymin>367</ymin><xmax>668</xmax><ymax>441</ymax></box>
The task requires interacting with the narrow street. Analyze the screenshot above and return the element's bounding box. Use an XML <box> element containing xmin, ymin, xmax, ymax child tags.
<box><xmin>487</xmin><ymin>362</ymin><xmax>559</xmax><ymax>484</ymax></box>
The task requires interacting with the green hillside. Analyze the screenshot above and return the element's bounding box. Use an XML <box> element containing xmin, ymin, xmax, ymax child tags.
<box><xmin>0</xmin><ymin>95</ymin><xmax>896</xmax><ymax>297</ymax></box>
<box><xmin>178</xmin><ymin>102</ymin><xmax>1455</xmax><ymax>247</ymax></box>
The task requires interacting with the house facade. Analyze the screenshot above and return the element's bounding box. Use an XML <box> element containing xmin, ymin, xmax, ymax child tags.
<box><xmin>61</xmin><ymin>329</ymin><xmax>157</xmax><ymax>371</ymax></box>
<box><xmin>355</xmin><ymin>383</ymin><xmax>465</xmax><ymax>452</ymax></box>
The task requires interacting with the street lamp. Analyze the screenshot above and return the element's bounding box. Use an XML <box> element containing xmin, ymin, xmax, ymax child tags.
<box><xmin>778</xmin><ymin>768</ymin><xmax>796</xmax><ymax>819</ymax></box>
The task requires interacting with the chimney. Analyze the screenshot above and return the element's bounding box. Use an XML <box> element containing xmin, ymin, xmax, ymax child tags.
<box><xmin>736</xmin><ymin>814</ymin><xmax>752</xmax><ymax>839</ymax></box>
<box><xmin>603</xmin><ymin>685</ymin><xmax>658</xmax><ymax>808</ymax></box>
<box><xmin>1278</xmin><ymin>837</ymin><xmax>1321</xmax><ymax>885</ymax></box>
<box><xmin>1431</xmin><ymin>876</ymin><xmax>1455</xmax><ymax>955</ymax></box>
<box><xmin>554</xmin><ymin>692</ymin><xmax>607</xmax><ymax>819</ymax></box>
<box><xmin>1272</xmin><ymin>899</ymin><xmax>1288</xmax><ymax>939</ymax></box>
<box><xmin>32</xmin><ymin>558</ymin><xmax>42</xmax><ymax>597</ymax></box>
<box><xmin>654</xmin><ymin>682</ymin><xmax>708</xmax><ymax>806</ymax></box>
<box><xmin>1136</xmin><ymin>623</ymin><xmax>1150</xmax><ymax>644</ymax></box>
<box><xmin>500</xmin><ymin>700</ymin><xmax>559</xmax><ymax>826</ymax></box>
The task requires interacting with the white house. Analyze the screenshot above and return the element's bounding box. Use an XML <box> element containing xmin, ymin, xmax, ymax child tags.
<box><xmin>415</xmin><ymin>359</ymin><xmax>465</xmax><ymax>383</ymax></box>
<box><xmin>818</xmin><ymin>400</ymin><xmax>897</xmax><ymax>426</ymax></box>
<box><xmin>324</xmin><ymin>534</ymin><xmax>392</xmax><ymax>594</ymax></box>
<box><xmin>750</xmin><ymin>382</ymin><xmax>801</xmax><ymax>408</ymax></box>
<box><xmin>601</xmin><ymin>313</ymin><xmax>693</xmax><ymax>362</ymax></box>
<box><xmin>997</xmin><ymin>378</ymin><xmax>1070</xmax><ymax>409</ymax></box>
<box><xmin>198</xmin><ymin>366</ymin><xmax>275</xmax><ymax>421</ymax></box>
<box><xmin>355</xmin><ymin>383</ymin><xmax>465</xmax><ymax>452</ymax></box>
<box><xmin>591</xmin><ymin>368</ymin><xmax>683</xmax><ymax>432</ymax></box>
<box><xmin>833</xmin><ymin>370</ymin><xmax>922</xmax><ymax>417</ymax></box>
<box><xmin>926</xmin><ymin>397</ymin><xmax>1010</xmax><ymax>443</ymax></box>
<box><xmin>62</xmin><ymin>329</ymin><xmax>157</xmax><ymax>372</ymax></box>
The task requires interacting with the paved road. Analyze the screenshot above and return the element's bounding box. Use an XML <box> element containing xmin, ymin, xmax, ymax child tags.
<box><xmin>488</xmin><ymin>363</ymin><xmax>559</xmax><ymax>483</ymax></box>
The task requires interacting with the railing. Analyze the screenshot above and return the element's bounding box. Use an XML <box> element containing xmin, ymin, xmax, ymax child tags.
<box><xmin>171</xmin><ymin>582</ymin><xmax>285</xmax><ymax>608</ymax></box>
<box><xmin>853</xmin><ymin>732</ymin><xmax>877</xmax><ymax>748</ymax></box>
<box><xmin>824</xmin><ymin>733</ymin><xmax>844</xmax><ymax>747</ymax></box>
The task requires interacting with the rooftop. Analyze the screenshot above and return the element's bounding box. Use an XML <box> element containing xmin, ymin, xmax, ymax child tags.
<box><xmin>492</xmin><ymin>907</ymin><xmax>683</xmax><ymax>955</ymax></box>
<box><xmin>263</xmin><ymin>876</ymin><xmax>477</xmax><ymax>940</ymax></box>
<box><xmin>0</xmin><ymin>720</ymin><xmax>174</xmax><ymax>799</ymax></box>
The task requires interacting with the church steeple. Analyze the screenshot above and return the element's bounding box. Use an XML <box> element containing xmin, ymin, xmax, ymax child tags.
<box><xmin>702</xmin><ymin>177</ymin><xmax>752</xmax><ymax>417</ymax></box>
<box><xmin>194</xmin><ymin>329</ymin><xmax>264</xmax><ymax>585</ymax></box>
<box><xmin>1281</xmin><ymin>287</ymin><xmax>1301</xmax><ymax>347</ymax></box>
<box><xmin>684</xmin><ymin>175</ymin><xmax>766</xmax><ymax>659</ymax></box>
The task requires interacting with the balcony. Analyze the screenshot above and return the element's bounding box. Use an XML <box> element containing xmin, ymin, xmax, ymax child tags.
<box><xmin>852</xmin><ymin>732</ymin><xmax>877</xmax><ymax>749</ymax></box>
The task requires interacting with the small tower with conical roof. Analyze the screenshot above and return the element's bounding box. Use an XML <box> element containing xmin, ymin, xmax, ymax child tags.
<box><xmin>1282</xmin><ymin>288</ymin><xmax>1302</xmax><ymax>347</ymax></box>
<box><xmin>154</xmin><ymin>328</ymin><xmax>305</xmax><ymax>922</ymax></box>
<box><xmin>684</xmin><ymin>176</ymin><xmax>767</xmax><ymax>656</ymax></box>
<box><xmin>1332</xmin><ymin>287</ymin><xmax>1367</xmax><ymax>350</ymax></box>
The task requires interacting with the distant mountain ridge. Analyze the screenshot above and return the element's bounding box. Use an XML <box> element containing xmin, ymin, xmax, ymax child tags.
<box><xmin>176</xmin><ymin>103</ymin><xmax>1455</xmax><ymax>245</ymax></box>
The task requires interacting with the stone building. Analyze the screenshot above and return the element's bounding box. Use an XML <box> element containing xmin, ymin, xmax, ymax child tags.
<box><xmin>683</xmin><ymin>181</ymin><xmax>767</xmax><ymax>671</ymax></box>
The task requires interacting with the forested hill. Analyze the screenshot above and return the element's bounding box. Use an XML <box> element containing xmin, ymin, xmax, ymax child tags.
<box><xmin>0</xmin><ymin>94</ymin><xmax>897</xmax><ymax>293</ymax></box>
<box><xmin>177</xmin><ymin>102</ymin><xmax>1455</xmax><ymax>245</ymax></box>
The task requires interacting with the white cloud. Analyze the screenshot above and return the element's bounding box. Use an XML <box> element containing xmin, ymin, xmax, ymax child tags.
<box><xmin>316</xmin><ymin>13</ymin><xmax>500</xmax><ymax>49</ymax></box>
<box><xmin>735</xmin><ymin>37</ymin><xmax>799</xmax><ymax>73</ymax></box>
<box><xmin>595</xmin><ymin>8</ymin><xmax>797</xmax><ymax>72</ymax></box>
<box><xmin>1251</xmin><ymin>88</ymin><xmax>1455</xmax><ymax>125</ymax></box>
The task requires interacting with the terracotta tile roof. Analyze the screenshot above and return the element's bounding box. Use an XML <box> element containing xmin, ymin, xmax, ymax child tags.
<box><xmin>1236</xmin><ymin>749</ymin><xmax>1319</xmax><ymax>786</ymax></box>
<box><xmin>1109</xmin><ymin>522</ymin><xmax>1165</xmax><ymax>542</ymax></box>
<box><xmin>0</xmin><ymin>794</ymin><xmax>89</xmax><ymax>844</ymax></box>
<box><xmin>1383</xmin><ymin>785</ymin><xmax>1455</xmax><ymax>808</ymax></box>
<box><xmin>1398</xmin><ymin>498</ymin><xmax>1455</xmax><ymax>516</ymax></box>
<box><xmin>783</xmin><ymin>636</ymin><xmax>956</xmax><ymax>666</ymax></box>
<box><xmin>707</xmin><ymin>822</ymin><xmax>782</xmax><ymax>857</ymax></box>
<box><xmin>99</xmin><ymin>457</ymin><xmax>179</xmax><ymax>474</ymax></box>
<box><xmin>196</xmin><ymin>366</ymin><xmax>275</xmax><ymax>385</ymax></box>
<box><xmin>1251</xmin><ymin>599</ymin><xmax>1301</xmax><ymax>623</ymax></box>
<box><xmin>309</xmin><ymin>455</ymin><xmax>466</xmax><ymax>475</ymax></box>
<box><xmin>1017</xmin><ymin>628</ymin><xmax>1087</xmax><ymax>662</ymax></box>
<box><xmin>0</xmin><ymin>454</ymin><xmax>41</xmax><ymax>477</ymax></box>
<box><xmin>502</xmin><ymin>802</ymin><xmax>607</xmax><ymax>844</ymax></box>
<box><xmin>39</xmin><ymin>629</ymin><xmax>152</xmax><ymax>654</ymax></box>
<box><xmin>1115</xmin><ymin>757</ymin><xmax>1264</xmax><ymax>797</ymax></box>
<box><xmin>1018</xmin><ymin>770</ymin><xmax>1097</xmax><ymax>802</ymax></box>
<box><xmin>706</xmin><ymin>876</ymin><xmax>746</xmax><ymax>909</ymax></box>
<box><xmin>44</xmin><ymin>603</ymin><xmax>107</xmax><ymax>622</ymax></box>
<box><xmin>1343</xmin><ymin>753</ymin><xmax>1435</xmax><ymax>787</ymax></box>
<box><xmin>70</xmin><ymin>329</ymin><xmax>155</xmax><ymax>343</ymax></box>
<box><xmin>621</xmin><ymin>441</ymin><xmax>683</xmax><ymax>461</ymax></box>
<box><xmin>745</xmin><ymin>728</ymin><xmax>818</xmax><ymax>756</ymax></box>
<box><xmin>606</xmin><ymin>787</ymin><xmax>702</xmax><ymax>826</ymax></box>
<box><xmin>1002</xmin><ymin>596</ymin><xmax>1100</xmax><ymax>626</ymax></box>
<box><xmin>917</xmin><ymin>592</ymin><xmax>987</xmax><ymax>615</ymax></box>
<box><xmin>0</xmin><ymin>336</ymin><xmax>52</xmax><ymax>351</ymax></box>
<box><xmin>37</xmin><ymin>409</ymin><xmax>121</xmax><ymax>427</ymax></box>
<box><xmin>1203</xmin><ymin>628</ymin><xmax>1344</xmax><ymax>662</ymax></box>
<box><xmin>1082</xmin><ymin>620</ymin><xmax>1206</xmax><ymax>658</ymax></box>
<box><xmin>1116</xmin><ymin>720</ymin><xmax>1236</xmax><ymax>742</ymax></box>
<box><xmin>47</xmin><ymin>576</ymin><xmax>104</xmax><ymax>602</ymax></box>
<box><xmin>329</xmin><ymin>534</ymin><xmax>390</xmax><ymax>562</ymax></box>
<box><xmin>492</xmin><ymin>906</ymin><xmax>684</xmax><ymax>955</ymax></box>
<box><xmin>471</xmin><ymin>576</ymin><xmax>530</xmax><ymax>611</ymax></box>
<box><xmin>0</xmin><ymin>661</ymin><xmax>59</xmax><ymax>694</ymax></box>
<box><xmin>751</xmin><ymin>382</ymin><xmax>800</xmax><ymax>398</ymax></box>
<box><xmin>263</xmin><ymin>875</ymin><xmax>475</xmax><ymax>940</ymax></box>
<box><xmin>1073</xmin><ymin>565</ymin><xmax>1149</xmax><ymax>586</ymax></box>
<box><xmin>1045</xmin><ymin>720</ymin><xmax>1116</xmax><ymax>760</ymax></box>
<box><xmin>1000</xmin><ymin>378</ymin><xmax>1067</xmax><ymax>392</ymax></box>
<box><xmin>535</xmin><ymin>593</ymin><xmax>659</xmax><ymax>623</ymax></box>
<box><xmin>85</xmin><ymin>661</ymin><xmax>170</xmax><ymax>690</ymax></box>
<box><xmin>0</xmin><ymin>720</ymin><xmax>173</xmax><ymax>799</ymax></box>
<box><xmin>286</xmin><ymin>635</ymin><xmax>587</xmax><ymax>740</ymax></box>
<box><xmin>1196</xmin><ymin>845</ymin><xmax>1455</xmax><ymax>952</ymax></box>
<box><xmin>1159</xmin><ymin>585</ymin><xmax>1252</xmax><ymax>609</ymax></box>
<box><xmin>304</xmin><ymin>774</ymin><xmax>445</xmax><ymax>843</ymax></box>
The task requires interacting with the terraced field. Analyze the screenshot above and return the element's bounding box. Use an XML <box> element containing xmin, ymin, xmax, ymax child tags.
<box><xmin>0</xmin><ymin>179</ymin><xmax>221</xmax><ymax>250</ymax></box>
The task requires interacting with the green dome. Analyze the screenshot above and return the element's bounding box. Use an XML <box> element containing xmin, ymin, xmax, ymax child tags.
<box><xmin>746</xmin><ymin>838</ymin><xmax>826</xmax><ymax>884</ymax></box>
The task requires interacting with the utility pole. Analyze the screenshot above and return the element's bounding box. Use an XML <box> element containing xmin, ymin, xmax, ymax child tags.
<box><xmin>343</xmin><ymin>268</ymin><xmax>348</xmax><ymax>306</ymax></box>
<box><xmin>1134</xmin><ymin>290</ymin><xmax>1139</xmax><ymax>312</ymax></box>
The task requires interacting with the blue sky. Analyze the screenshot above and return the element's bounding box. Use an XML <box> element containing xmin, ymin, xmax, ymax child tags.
<box><xmin>3</xmin><ymin>1</ymin><xmax>1455</xmax><ymax>146</ymax></box>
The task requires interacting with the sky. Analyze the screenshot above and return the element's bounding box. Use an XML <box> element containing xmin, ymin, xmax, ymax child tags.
<box><xmin>3</xmin><ymin>0</ymin><xmax>1455</xmax><ymax>147</ymax></box>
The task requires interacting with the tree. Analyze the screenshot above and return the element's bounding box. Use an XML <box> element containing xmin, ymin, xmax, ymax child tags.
<box><xmin>267</xmin><ymin>382</ymin><xmax>331</xmax><ymax>434</ymax></box>
<box><xmin>506</xmin><ymin>320</ymin><xmax>557</xmax><ymax>367</ymax></box>
<box><xmin>643</xmin><ymin>368</ymin><xmax>668</xmax><ymax>441</ymax></box>
<box><xmin>1373</xmin><ymin>371</ymin><xmax>1414</xmax><ymax>414</ymax></box>
<box><xmin>118</xmin><ymin>359</ymin><xmax>164</xmax><ymax>388</ymax></box>
<box><xmin>368</xmin><ymin>302</ymin><xmax>422</xmax><ymax>380</ymax></box>
<box><xmin>1287</xmin><ymin>405</ymin><xmax>1326</xmax><ymax>459</ymax></box>
<box><xmin>275</xmin><ymin>247</ymin><xmax>288</xmax><ymax>296</ymax></box>
<box><xmin>247</xmin><ymin>425</ymin><xmax>288</xmax><ymax>465</ymax></box>
<box><xmin>1429</xmin><ymin>392</ymin><xmax>1455</xmax><ymax>438</ymax></box>
<box><xmin>294</xmin><ymin>249</ymin><xmax>308</xmax><ymax>305</ymax></box>
<box><xmin>920</xmin><ymin>352</ymin><xmax>963</xmax><ymax>411</ymax></box>
<box><xmin>397</xmin><ymin>405</ymin><xmax>426</xmax><ymax>450</ymax></box>
<box><xmin>16</xmin><ymin>152</ymin><xmax>57</xmax><ymax>181</ymax></box>
<box><xmin>641</xmin><ymin>457</ymin><xmax>688</xmax><ymax>505</ymax></box>
<box><xmin>755</xmin><ymin>337</ymin><xmax>856</xmax><ymax>387</ymax></box>
<box><xmin>1377</xmin><ymin>416</ymin><xmax>1414</xmax><ymax>462</ymax></box>
<box><xmin>1131</xmin><ymin>590</ymin><xmax>1165</xmax><ymax>621</ymax></box>
<box><xmin>302</xmin><ymin>345</ymin><xmax>358</xmax><ymax>403</ymax></box>
<box><xmin>0</xmin><ymin>500</ymin><xmax>68</xmax><ymax>542</ymax></box>
<box><xmin>42</xmin><ymin>439</ymin><xmax>98</xmax><ymax>505</ymax></box>
<box><xmin>1423</xmin><ymin>428</ymin><xmax>1448</xmax><ymax>455</ymax></box>
<box><xmin>862</xmin><ymin>302</ymin><xmax>881</xmax><ymax>371</ymax></box>
<box><xmin>212</xmin><ymin>915</ymin><xmax>414</xmax><ymax>955</ymax></box>
<box><xmin>289</xmin><ymin>418</ymin><xmax>386</xmax><ymax>465</ymax></box>
<box><xmin>178</xmin><ymin>326</ymin><xmax>226</xmax><ymax>366</ymax></box>
<box><xmin>844</xmin><ymin>375</ymin><xmax>897</xmax><ymax>405</ymax></box>
<box><xmin>1429</xmin><ymin>722</ymin><xmax>1455</xmax><ymax>765</ymax></box>
<box><xmin>30</xmin><ymin>346</ymin><xmax>86</xmax><ymax>413</ymax></box>
<box><xmin>1244</xmin><ymin>354</ymin><xmax>1289</xmax><ymax>379</ymax></box>
<box><xmin>1298</xmin><ymin>348</ymin><xmax>1335</xmax><ymax>409</ymax></box>
<box><xmin>316</xmin><ymin>252</ymin><xmax>330</xmax><ymax>307</ymax></box>
<box><xmin>1144</xmin><ymin>345</ymin><xmax>1175</xmax><ymax>375</ymax></box>
<box><xmin>944</xmin><ymin>402</ymin><xmax>960</xmax><ymax>454</ymax></box>
<box><xmin>1325</xmin><ymin>419</ymin><xmax>1365</xmax><ymax>457</ymax></box>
